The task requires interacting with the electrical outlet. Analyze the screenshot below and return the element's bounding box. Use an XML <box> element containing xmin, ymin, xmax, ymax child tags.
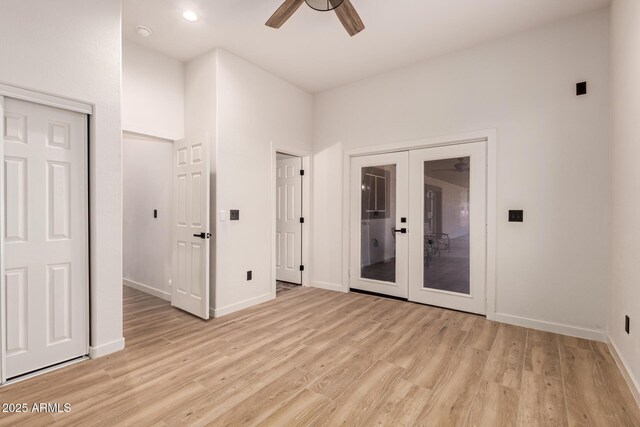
<box><xmin>625</xmin><ymin>315</ymin><xmax>630</xmax><ymax>334</ymax></box>
<box><xmin>247</xmin><ymin>271</ymin><xmax>252</xmax><ymax>281</ymax></box>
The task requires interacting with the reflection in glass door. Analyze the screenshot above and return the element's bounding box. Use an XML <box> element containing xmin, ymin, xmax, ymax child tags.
<box><xmin>350</xmin><ymin>152</ymin><xmax>409</xmax><ymax>298</ymax></box>
<box><xmin>423</xmin><ymin>157</ymin><xmax>471</xmax><ymax>295</ymax></box>
<box><xmin>409</xmin><ymin>143</ymin><xmax>487</xmax><ymax>314</ymax></box>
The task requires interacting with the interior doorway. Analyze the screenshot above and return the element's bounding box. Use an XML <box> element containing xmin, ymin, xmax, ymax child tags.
<box><xmin>349</xmin><ymin>141</ymin><xmax>487</xmax><ymax>314</ymax></box>
<box><xmin>275</xmin><ymin>152</ymin><xmax>303</xmax><ymax>295</ymax></box>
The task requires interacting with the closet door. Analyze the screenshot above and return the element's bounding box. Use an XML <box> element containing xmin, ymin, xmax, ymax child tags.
<box><xmin>3</xmin><ymin>97</ymin><xmax>88</xmax><ymax>379</ymax></box>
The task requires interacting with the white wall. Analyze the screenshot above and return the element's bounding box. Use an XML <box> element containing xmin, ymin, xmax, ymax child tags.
<box><xmin>312</xmin><ymin>9</ymin><xmax>610</xmax><ymax>336</ymax></box>
<box><xmin>122</xmin><ymin>40</ymin><xmax>184</xmax><ymax>141</ymax></box>
<box><xmin>215</xmin><ymin>49</ymin><xmax>313</xmax><ymax>315</ymax></box>
<box><xmin>122</xmin><ymin>134</ymin><xmax>173</xmax><ymax>299</ymax></box>
<box><xmin>0</xmin><ymin>0</ymin><xmax>123</xmax><ymax>355</ymax></box>
<box><xmin>609</xmin><ymin>0</ymin><xmax>640</xmax><ymax>398</ymax></box>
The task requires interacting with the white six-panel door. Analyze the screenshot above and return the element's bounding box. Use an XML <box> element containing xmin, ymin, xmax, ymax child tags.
<box><xmin>275</xmin><ymin>156</ymin><xmax>302</xmax><ymax>284</ymax></box>
<box><xmin>3</xmin><ymin>98</ymin><xmax>88</xmax><ymax>379</ymax></box>
<box><xmin>171</xmin><ymin>137</ymin><xmax>210</xmax><ymax>319</ymax></box>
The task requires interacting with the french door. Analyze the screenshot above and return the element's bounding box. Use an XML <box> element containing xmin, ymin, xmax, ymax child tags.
<box><xmin>349</xmin><ymin>142</ymin><xmax>487</xmax><ymax>314</ymax></box>
<box><xmin>408</xmin><ymin>143</ymin><xmax>486</xmax><ymax>314</ymax></box>
<box><xmin>350</xmin><ymin>152</ymin><xmax>409</xmax><ymax>298</ymax></box>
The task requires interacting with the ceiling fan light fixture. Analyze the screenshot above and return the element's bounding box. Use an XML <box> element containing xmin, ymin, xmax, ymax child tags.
<box><xmin>305</xmin><ymin>0</ymin><xmax>344</xmax><ymax>12</ymax></box>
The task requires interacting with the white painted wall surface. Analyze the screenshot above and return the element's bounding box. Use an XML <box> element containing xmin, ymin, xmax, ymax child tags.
<box><xmin>312</xmin><ymin>9</ymin><xmax>610</xmax><ymax>334</ymax></box>
<box><xmin>123</xmin><ymin>134</ymin><xmax>173</xmax><ymax>298</ymax></box>
<box><xmin>122</xmin><ymin>40</ymin><xmax>185</xmax><ymax>141</ymax></box>
<box><xmin>0</xmin><ymin>0</ymin><xmax>123</xmax><ymax>355</ymax></box>
<box><xmin>609</xmin><ymin>0</ymin><xmax>640</xmax><ymax>398</ymax></box>
<box><xmin>215</xmin><ymin>49</ymin><xmax>312</xmax><ymax>315</ymax></box>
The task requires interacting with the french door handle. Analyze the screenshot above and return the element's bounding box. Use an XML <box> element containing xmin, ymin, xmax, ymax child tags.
<box><xmin>193</xmin><ymin>233</ymin><xmax>212</xmax><ymax>239</ymax></box>
<box><xmin>394</xmin><ymin>228</ymin><xmax>407</xmax><ymax>234</ymax></box>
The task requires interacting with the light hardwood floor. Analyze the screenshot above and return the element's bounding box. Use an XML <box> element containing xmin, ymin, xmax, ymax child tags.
<box><xmin>0</xmin><ymin>285</ymin><xmax>639</xmax><ymax>426</ymax></box>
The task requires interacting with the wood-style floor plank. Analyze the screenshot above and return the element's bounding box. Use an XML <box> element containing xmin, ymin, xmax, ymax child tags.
<box><xmin>0</xmin><ymin>285</ymin><xmax>638</xmax><ymax>427</ymax></box>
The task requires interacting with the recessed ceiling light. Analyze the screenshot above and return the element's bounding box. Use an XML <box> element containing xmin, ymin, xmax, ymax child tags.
<box><xmin>135</xmin><ymin>25</ymin><xmax>153</xmax><ymax>37</ymax></box>
<box><xmin>183</xmin><ymin>10</ymin><xmax>199</xmax><ymax>22</ymax></box>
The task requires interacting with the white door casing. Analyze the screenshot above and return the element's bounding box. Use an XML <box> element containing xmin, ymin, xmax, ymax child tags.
<box><xmin>171</xmin><ymin>137</ymin><xmax>210</xmax><ymax>319</ymax></box>
<box><xmin>350</xmin><ymin>152</ymin><xmax>409</xmax><ymax>298</ymax></box>
<box><xmin>408</xmin><ymin>142</ymin><xmax>487</xmax><ymax>314</ymax></box>
<box><xmin>275</xmin><ymin>156</ymin><xmax>302</xmax><ymax>284</ymax></box>
<box><xmin>3</xmin><ymin>97</ymin><xmax>88</xmax><ymax>379</ymax></box>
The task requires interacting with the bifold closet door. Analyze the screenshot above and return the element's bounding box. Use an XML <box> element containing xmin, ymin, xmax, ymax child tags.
<box><xmin>3</xmin><ymin>97</ymin><xmax>88</xmax><ymax>379</ymax></box>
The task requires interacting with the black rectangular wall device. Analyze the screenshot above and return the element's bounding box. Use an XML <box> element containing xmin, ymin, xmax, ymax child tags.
<box><xmin>576</xmin><ymin>82</ymin><xmax>587</xmax><ymax>96</ymax></box>
<box><xmin>508</xmin><ymin>210</ymin><xmax>524</xmax><ymax>222</ymax></box>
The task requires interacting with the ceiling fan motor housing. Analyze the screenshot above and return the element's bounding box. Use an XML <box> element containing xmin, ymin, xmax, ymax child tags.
<box><xmin>305</xmin><ymin>0</ymin><xmax>344</xmax><ymax>12</ymax></box>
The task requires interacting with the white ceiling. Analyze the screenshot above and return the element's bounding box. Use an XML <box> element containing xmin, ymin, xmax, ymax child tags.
<box><xmin>123</xmin><ymin>0</ymin><xmax>610</xmax><ymax>93</ymax></box>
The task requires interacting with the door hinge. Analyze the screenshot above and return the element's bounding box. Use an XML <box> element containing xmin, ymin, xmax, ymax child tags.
<box><xmin>299</xmin><ymin>265</ymin><xmax>305</xmax><ymax>272</ymax></box>
<box><xmin>300</xmin><ymin>169</ymin><xmax>305</xmax><ymax>176</ymax></box>
<box><xmin>300</xmin><ymin>217</ymin><xmax>305</xmax><ymax>224</ymax></box>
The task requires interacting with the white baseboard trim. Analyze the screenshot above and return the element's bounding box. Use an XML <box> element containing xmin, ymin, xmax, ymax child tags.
<box><xmin>89</xmin><ymin>337</ymin><xmax>125</xmax><ymax>358</ymax></box>
<box><xmin>124</xmin><ymin>278</ymin><xmax>171</xmax><ymax>302</ymax></box>
<box><xmin>212</xmin><ymin>293</ymin><xmax>274</xmax><ymax>317</ymax></box>
<box><xmin>311</xmin><ymin>281</ymin><xmax>346</xmax><ymax>293</ymax></box>
<box><xmin>493</xmin><ymin>312</ymin><xmax>606</xmax><ymax>342</ymax></box>
<box><xmin>608</xmin><ymin>336</ymin><xmax>640</xmax><ymax>407</ymax></box>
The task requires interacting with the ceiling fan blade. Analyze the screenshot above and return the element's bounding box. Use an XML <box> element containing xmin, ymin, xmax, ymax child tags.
<box><xmin>266</xmin><ymin>0</ymin><xmax>305</xmax><ymax>29</ymax></box>
<box><xmin>334</xmin><ymin>0</ymin><xmax>365</xmax><ymax>37</ymax></box>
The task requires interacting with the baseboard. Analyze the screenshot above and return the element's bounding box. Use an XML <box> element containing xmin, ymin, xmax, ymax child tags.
<box><xmin>212</xmin><ymin>293</ymin><xmax>274</xmax><ymax>317</ymax></box>
<box><xmin>493</xmin><ymin>312</ymin><xmax>606</xmax><ymax>342</ymax></box>
<box><xmin>608</xmin><ymin>336</ymin><xmax>640</xmax><ymax>407</ymax></box>
<box><xmin>123</xmin><ymin>278</ymin><xmax>171</xmax><ymax>302</ymax></box>
<box><xmin>89</xmin><ymin>337</ymin><xmax>125</xmax><ymax>358</ymax></box>
<box><xmin>310</xmin><ymin>281</ymin><xmax>346</xmax><ymax>293</ymax></box>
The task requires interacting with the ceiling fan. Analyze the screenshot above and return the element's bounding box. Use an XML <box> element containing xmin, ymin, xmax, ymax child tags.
<box><xmin>432</xmin><ymin>158</ymin><xmax>470</xmax><ymax>173</ymax></box>
<box><xmin>266</xmin><ymin>0</ymin><xmax>365</xmax><ymax>37</ymax></box>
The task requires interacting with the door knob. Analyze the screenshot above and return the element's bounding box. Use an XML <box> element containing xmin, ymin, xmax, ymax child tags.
<box><xmin>193</xmin><ymin>233</ymin><xmax>212</xmax><ymax>239</ymax></box>
<box><xmin>393</xmin><ymin>228</ymin><xmax>407</xmax><ymax>234</ymax></box>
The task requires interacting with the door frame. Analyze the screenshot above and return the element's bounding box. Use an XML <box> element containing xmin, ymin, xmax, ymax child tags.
<box><xmin>270</xmin><ymin>144</ymin><xmax>312</xmax><ymax>299</ymax></box>
<box><xmin>341</xmin><ymin>129</ymin><xmax>498</xmax><ymax>319</ymax></box>
<box><xmin>0</xmin><ymin>84</ymin><xmax>93</xmax><ymax>384</ymax></box>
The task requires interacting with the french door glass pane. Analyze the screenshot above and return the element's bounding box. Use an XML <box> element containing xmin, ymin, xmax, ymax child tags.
<box><xmin>361</xmin><ymin>164</ymin><xmax>396</xmax><ymax>283</ymax></box>
<box><xmin>423</xmin><ymin>157</ymin><xmax>470</xmax><ymax>294</ymax></box>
